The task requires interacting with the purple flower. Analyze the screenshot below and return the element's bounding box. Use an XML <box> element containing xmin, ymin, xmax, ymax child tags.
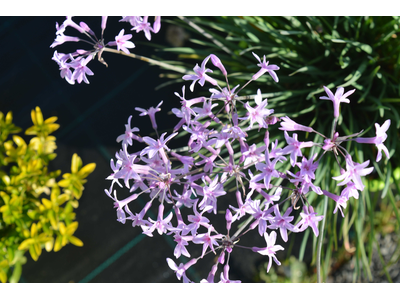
<box><xmin>229</xmin><ymin>190</ymin><xmax>250</xmax><ymax>221</ymax></box>
<box><xmin>182</xmin><ymin>55</ymin><xmax>218</xmax><ymax>92</ymax></box>
<box><xmin>107</xmin><ymin>29</ymin><xmax>135</xmax><ymax>54</ymax></box>
<box><xmin>286</xmin><ymin>154</ymin><xmax>323</xmax><ymax>195</ymax></box>
<box><xmin>268</xmin><ymin>205</ymin><xmax>296</xmax><ymax>242</ymax></box>
<box><xmin>166</xmin><ymin>257</ymin><xmax>197</xmax><ymax>282</ymax></box>
<box><xmin>332</xmin><ymin>154</ymin><xmax>374</xmax><ymax>191</ymax></box>
<box><xmin>196</xmin><ymin>150</ymin><xmax>219</xmax><ymax>173</ymax></box>
<box><xmin>104</xmin><ymin>189</ymin><xmax>139</xmax><ymax>224</ymax></box>
<box><xmin>241</xmin><ymin>89</ymin><xmax>274</xmax><ymax>130</ymax></box>
<box><xmin>219</xmin><ymin>265</ymin><xmax>241</xmax><ymax>283</ymax></box>
<box><xmin>210</xmin><ymin>85</ymin><xmax>239</xmax><ymax>115</ymax></box>
<box><xmin>170</xmin><ymin>151</ymin><xmax>194</xmax><ymax>174</ymax></box>
<box><xmin>183</xmin><ymin>122</ymin><xmax>211</xmax><ymax>152</ymax></box>
<box><xmin>58</xmin><ymin>16</ymin><xmax>86</xmax><ymax>34</ymax></box>
<box><xmin>52</xmin><ymin>51</ymin><xmax>75</xmax><ymax>84</ymax></box>
<box><xmin>192</xmin><ymin>226</ymin><xmax>223</xmax><ymax>257</ymax></box>
<box><xmin>225</xmin><ymin>209</ymin><xmax>233</xmax><ymax>233</ymax></box>
<box><xmin>319</xmin><ymin>86</ymin><xmax>355</xmax><ymax>119</ymax></box>
<box><xmin>198</xmin><ymin>175</ymin><xmax>226</xmax><ymax>214</ymax></box>
<box><xmin>101</xmin><ymin>16</ymin><xmax>108</xmax><ymax>33</ymax></box>
<box><xmin>172</xmin><ymin>188</ymin><xmax>197</xmax><ymax>209</ymax></box>
<box><xmin>208</xmin><ymin>126</ymin><xmax>233</xmax><ymax>149</ymax></box>
<box><xmin>131</xmin><ymin>202</ymin><xmax>152</xmax><ymax>229</ymax></box>
<box><xmin>114</xmin><ymin>148</ymin><xmax>150</xmax><ymax>188</ymax></box>
<box><xmin>133</xmin><ymin>17</ymin><xmax>153</xmax><ymax>40</ymax></box>
<box><xmin>341</xmin><ymin>181</ymin><xmax>359</xmax><ymax>200</ymax></box>
<box><xmin>251</xmin><ymin>52</ymin><xmax>280</xmax><ymax>82</ymax></box>
<box><xmin>294</xmin><ymin>206</ymin><xmax>324</xmax><ymax>236</ymax></box>
<box><xmin>279</xmin><ymin>116</ymin><xmax>313</xmax><ymax>132</ymax></box>
<box><xmin>116</xmin><ymin>115</ymin><xmax>140</xmax><ymax>146</ymax></box>
<box><xmin>355</xmin><ymin>119</ymin><xmax>391</xmax><ymax>162</ymax></box>
<box><xmin>135</xmin><ymin>100</ymin><xmax>163</xmax><ymax>130</ymax></box>
<box><xmin>184</xmin><ymin>201</ymin><xmax>210</xmax><ymax>236</ymax></box>
<box><xmin>287</xmin><ymin>169</ymin><xmax>323</xmax><ymax>196</ymax></box>
<box><xmin>131</xmin><ymin>16</ymin><xmax>160</xmax><ymax>41</ymax></box>
<box><xmin>70</xmin><ymin>55</ymin><xmax>94</xmax><ymax>84</ymax></box>
<box><xmin>230</xmin><ymin>113</ymin><xmax>247</xmax><ymax>140</ymax></box>
<box><xmin>119</xmin><ymin>16</ymin><xmax>142</xmax><ymax>27</ymax></box>
<box><xmin>50</xmin><ymin>31</ymin><xmax>80</xmax><ymax>48</ymax></box>
<box><xmin>242</xmin><ymin>143</ymin><xmax>266</xmax><ymax>167</ymax></box>
<box><xmin>322</xmin><ymin>189</ymin><xmax>349</xmax><ymax>217</ymax></box>
<box><xmin>105</xmin><ymin>158</ymin><xmax>123</xmax><ymax>193</ymax></box>
<box><xmin>192</xmin><ymin>99</ymin><xmax>219</xmax><ymax>121</ymax></box>
<box><xmin>209</xmin><ymin>54</ymin><xmax>227</xmax><ymax>76</ymax></box>
<box><xmin>153</xmin><ymin>16</ymin><xmax>161</xmax><ymax>34</ymax></box>
<box><xmin>143</xmin><ymin>204</ymin><xmax>173</xmax><ymax>236</ymax></box>
<box><xmin>281</xmin><ymin>131</ymin><xmax>314</xmax><ymax>167</ymax></box>
<box><xmin>252</xmin><ymin>149</ymin><xmax>286</xmax><ymax>189</ymax></box>
<box><xmin>173</xmin><ymin>86</ymin><xmax>202</xmax><ymax>126</ymax></box>
<box><xmin>141</xmin><ymin>132</ymin><xmax>178</xmax><ymax>163</ymax></box>
<box><xmin>252</xmin><ymin>231</ymin><xmax>284</xmax><ymax>272</ymax></box>
<box><xmin>297</xmin><ymin>153</ymin><xmax>319</xmax><ymax>182</ymax></box>
<box><xmin>201</xmin><ymin>263</ymin><xmax>219</xmax><ymax>283</ymax></box>
<box><xmin>246</xmin><ymin>199</ymin><xmax>269</xmax><ymax>236</ymax></box>
<box><xmin>172</xmin><ymin>232</ymin><xmax>192</xmax><ymax>258</ymax></box>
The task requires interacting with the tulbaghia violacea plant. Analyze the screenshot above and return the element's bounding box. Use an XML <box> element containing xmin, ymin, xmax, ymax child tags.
<box><xmin>50</xmin><ymin>16</ymin><xmax>161</xmax><ymax>84</ymax></box>
<box><xmin>105</xmin><ymin>52</ymin><xmax>391</xmax><ymax>283</ymax></box>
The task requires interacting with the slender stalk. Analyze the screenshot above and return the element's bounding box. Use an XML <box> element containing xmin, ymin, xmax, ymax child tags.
<box><xmin>102</xmin><ymin>47</ymin><xmax>189</xmax><ymax>74</ymax></box>
<box><xmin>317</xmin><ymin>195</ymin><xmax>328</xmax><ymax>283</ymax></box>
<box><xmin>316</xmin><ymin>118</ymin><xmax>335</xmax><ymax>283</ymax></box>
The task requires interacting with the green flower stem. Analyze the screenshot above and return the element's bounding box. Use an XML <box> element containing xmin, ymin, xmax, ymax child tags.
<box><xmin>317</xmin><ymin>117</ymin><xmax>336</xmax><ymax>283</ymax></box>
<box><xmin>316</xmin><ymin>195</ymin><xmax>328</xmax><ymax>283</ymax></box>
<box><xmin>102</xmin><ymin>47</ymin><xmax>189</xmax><ymax>74</ymax></box>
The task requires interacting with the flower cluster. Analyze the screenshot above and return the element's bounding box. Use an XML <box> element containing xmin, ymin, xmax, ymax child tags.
<box><xmin>105</xmin><ymin>52</ymin><xmax>391</xmax><ymax>283</ymax></box>
<box><xmin>50</xmin><ymin>16</ymin><xmax>161</xmax><ymax>84</ymax></box>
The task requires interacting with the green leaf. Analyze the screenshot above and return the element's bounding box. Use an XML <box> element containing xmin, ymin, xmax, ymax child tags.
<box><xmin>246</xmin><ymin>32</ymin><xmax>260</xmax><ymax>43</ymax></box>
<box><xmin>5</xmin><ymin>111</ymin><xmax>13</xmax><ymax>124</ymax></box>
<box><xmin>340</xmin><ymin>61</ymin><xmax>368</xmax><ymax>87</ymax></box>
<box><xmin>330</xmin><ymin>39</ymin><xmax>373</xmax><ymax>54</ymax></box>
<box><xmin>71</xmin><ymin>153</ymin><xmax>82</xmax><ymax>174</ymax></box>
<box><xmin>18</xmin><ymin>239</ymin><xmax>33</xmax><ymax>251</ymax></box>
<box><xmin>289</xmin><ymin>66</ymin><xmax>321</xmax><ymax>76</ymax></box>
<box><xmin>77</xmin><ymin>163</ymin><xmax>96</xmax><ymax>178</ymax></box>
<box><xmin>28</xmin><ymin>245</ymin><xmax>39</xmax><ymax>261</ymax></box>
<box><xmin>69</xmin><ymin>236</ymin><xmax>83</xmax><ymax>247</ymax></box>
<box><xmin>53</xmin><ymin>235</ymin><xmax>63</xmax><ymax>252</ymax></box>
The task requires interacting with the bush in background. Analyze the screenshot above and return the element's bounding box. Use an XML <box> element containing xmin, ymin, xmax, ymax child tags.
<box><xmin>0</xmin><ymin>107</ymin><xmax>96</xmax><ymax>283</ymax></box>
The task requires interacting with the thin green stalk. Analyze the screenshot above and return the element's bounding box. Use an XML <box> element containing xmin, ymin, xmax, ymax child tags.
<box><xmin>317</xmin><ymin>118</ymin><xmax>336</xmax><ymax>283</ymax></box>
<box><xmin>317</xmin><ymin>195</ymin><xmax>328</xmax><ymax>283</ymax></box>
<box><xmin>102</xmin><ymin>47</ymin><xmax>189</xmax><ymax>74</ymax></box>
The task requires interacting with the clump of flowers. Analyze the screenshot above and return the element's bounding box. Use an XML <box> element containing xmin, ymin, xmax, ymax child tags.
<box><xmin>50</xmin><ymin>16</ymin><xmax>161</xmax><ymax>84</ymax></box>
<box><xmin>105</xmin><ymin>52</ymin><xmax>391</xmax><ymax>283</ymax></box>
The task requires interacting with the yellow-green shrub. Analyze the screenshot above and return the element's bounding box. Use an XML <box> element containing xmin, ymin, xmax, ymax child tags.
<box><xmin>0</xmin><ymin>107</ymin><xmax>96</xmax><ymax>283</ymax></box>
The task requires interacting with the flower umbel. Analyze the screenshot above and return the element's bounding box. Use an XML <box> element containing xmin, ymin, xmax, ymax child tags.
<box><xmin>51</xmin><ymin>16</ymin><xmax>161</xmax><ymax>84</ymax></box>
<box><xmin>104</xmin><ymin>51</ymin><xmax>391</xmax><ymax>283</ymax></box>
